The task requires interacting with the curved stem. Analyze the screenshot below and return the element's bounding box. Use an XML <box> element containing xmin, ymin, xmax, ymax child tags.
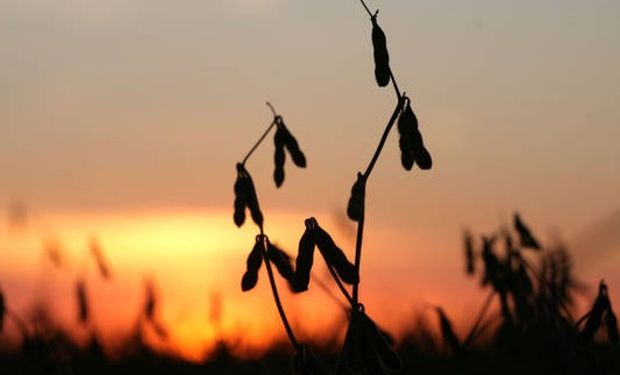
<box><xmin>261</xmin><ymin>236</ymin><xmax>300</xmax><ymax>351</ymax></box>
<box><xmin>266</xmin><ymin>101</ymin><xmax>277</xmax><ymax>117</ymax></box>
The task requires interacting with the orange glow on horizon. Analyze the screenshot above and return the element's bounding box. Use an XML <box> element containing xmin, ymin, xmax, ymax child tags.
<box><xmin>0</xmin><ymin>208</ymin><xmax>612</xmax><ymax>361</ymax></box>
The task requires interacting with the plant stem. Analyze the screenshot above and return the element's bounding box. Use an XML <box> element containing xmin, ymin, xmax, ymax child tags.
<box><xmin>241</xmin><ymin>119</ymin><xmax>276</xmax><ymax>165</ymax></box>
<box><xmin>266</xmin><ymin>101</ymin><xmax>277</xmax><ymax>117</ymax></box>
<box><xmin>363</xmin><ymin>99</ymin><xmax>403</xmax><ymax>179</ymax></box>
<box><xmin>7</xmin><ymin>308</ymin><xmax>30</xmax><ymax>339</ymax></box>
<box><xmin>326</xmin><ymin>265</ymin><xmax>354</xmax><ymax>306</ymax></box>
<box><xmin>350</xmin><ymin>100</ymin><xmax>403</xmax><ymax>305</ymax></box>
<box><xmin>261</xmin><ymin>235</ymin><xmax>301</xmax><ymax>351</ymax></box>
<box><xmin>359</xmin><ymin>0</ymin><xmax>373</xmax><ymax>17</ymax></box>
<box><xmin>312</xmin><ymin>274</ymin><xmax>349</xmax><ymax>310</ymax></box>
<box><xmin>389</xmin><ymin>71</ymin><xmax>402</xmax><ymax>100</ymax></box>
<box><xmin>351</xmin><ymin>204</ymin><xmax>366</xmax><ymax>305</ymax></box>
<box><xmin>463</xmin><ymin>291</ymin><xmax>495</xmax><ymax>347</ymax></box>
<box><xmin>241</xmin><ymin>102</ymin><xmax>281</xmax><ymax>165</ymax></box>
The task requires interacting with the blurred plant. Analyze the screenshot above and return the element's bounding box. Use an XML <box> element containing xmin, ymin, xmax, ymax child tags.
<box><xmin>89</xmin><ymin>235</ymin><xmax>112</xmax><ymax>280</ymax></box>
<box><xmin>141</xmin><ymin>277</ymin><xmax>168</xmax><ymax>340</ymax></box>
<box><xmin>577</xmin><ymin>280</ymin><xmax>618</xmax><ymax>344</ymax></box>
<box><xmin>457</xmin><ymin>213</ymin><xmax>618</xmax><ymax>354</ymax></box>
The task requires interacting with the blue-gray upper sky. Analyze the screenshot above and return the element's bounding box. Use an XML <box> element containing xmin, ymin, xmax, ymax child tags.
<box><xmin>2</xmin><ymin>0</ymin><xmax>619</xmax><ymax>233</ymax></box>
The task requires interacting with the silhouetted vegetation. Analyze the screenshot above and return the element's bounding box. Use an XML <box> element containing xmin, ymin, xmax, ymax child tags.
<box><xmin>1</xmin><ymin>1</ymin><xmax>618</xmax><ymax>374</ymax></box>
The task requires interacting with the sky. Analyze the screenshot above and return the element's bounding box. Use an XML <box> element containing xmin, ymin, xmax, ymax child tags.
<box><xmin>1</xmin><ymin>0</ymin><xmax>619</xmax><ymax>361</ymax></box>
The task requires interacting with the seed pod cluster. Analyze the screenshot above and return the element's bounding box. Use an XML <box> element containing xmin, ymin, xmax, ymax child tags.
<box><xmin>513</xmin><ymin>213</ymin><xmax>541</xmax><ymax>250</ymax></box>
<box><xmin>346</xmin><ymin>172</ymin><xmax>366</xmax><ymax>222</ymax></box>
<box><xmin>273</xmin><ymin>116</ymin><xmax>307</xmax><ymax>188</ymax></box>
<box><xmin>76</xmin><ymin>279</ymin><xmax>89</xmax><ymax>325</ymax></box>
<box><xmin>241</xmin><ymin>235</ymin><xmax>297</xmax><ymax>292</ymax></box>
<box><xmin>579</xmin><ymin>280</ymin><xmax>619</xmax><ymax>344</ymax></box>
<box><xmin>339</xmin><ymin>308</ymin><xmax>401</xmax><ymax>374</ymax></box>
<box><xmin>371</xmin><ymin>14</ymin><xmax>390</xmax><ymax>87</ymax></box>
<box><xmin>233</xmin><ymin>163</ymin><xmax>263</xmax><ymax>228</ymax></box>
<box><xmin>241</xmin><ymin>236</ymin><xmax>264</xmax><ymax>292</ymax></box>
<box><xmin>397</xmin><ymin>96</ymin><xmax>432</xmax><ymax>170</ymax></box>
<box><xmin>315</xmin><ymin>224</ymin><xmax>357</xmax><ymax>284</ymax></box>
<box><xmin>293</xmin><ymin>218</ymin><xmax>358</xmax><ymax>292</ymax></box>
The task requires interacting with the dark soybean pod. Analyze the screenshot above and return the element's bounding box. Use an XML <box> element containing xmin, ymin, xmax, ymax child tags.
<box><xmin>266</xmin><ymin>241</ymin><xmax>295</xmax><ymax>284</ymax></box>
<box><xmin>278</xmin><ymin>118</ymin><xmax>306</xmax><ymax>168</ymax></box>
<box><xmin>397</xmin><ymin>99</ymin><xmax>417</xmax><ymax>171</ymax></box>
<box><xmin>239</xmin><ymin>164</ymin><xmax>264</xmax><ymax>228</ymax></box>
<box><xmin>313</xmin><ymin>221</ymin><xmax>358</xmax><ymax>284</ymax></box>
<box><xmin>347</xmin><ymin>172</ymin><xmax>366</xmax><ymax>222</ymax></box>
<box><xmin>274</xmin><ymin>127</ymin><xmax>286</xmax><ymax>187</ymax></box>
<box><xmin>241</xmin><ymin>271</ymin><xmax>258</xmax><ymax>292</ymax></box>
<box><xmin>294</xmin><ymin>219</ymin><xmax>316</xmax><ymax>292</ymax></box>
<box><xmin>371</xmin><ymin>14</ymin><xmax>390</xmax><ymax>87</ymax></box>
<box><xmin>241</xmin><ymin>238</ymin><xmax>264</xmax><ymax>292</ymax></box>
<box><xmin>233</xmin><ymin>164</ymin><xmax>248</xmax><ymax>227</ymax></box>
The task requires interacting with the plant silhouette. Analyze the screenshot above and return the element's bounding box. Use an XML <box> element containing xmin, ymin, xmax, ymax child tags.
<box><xmin>1</xmin><ymin>1</ymin><xmax>619</xmax><ymax>375</ymax></box>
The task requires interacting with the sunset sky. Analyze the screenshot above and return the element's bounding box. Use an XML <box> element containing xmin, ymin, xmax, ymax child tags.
<box><xmin>1</xmin><ymin>0</ymin><xmax>619</xmax><ymax>361</ymax></box>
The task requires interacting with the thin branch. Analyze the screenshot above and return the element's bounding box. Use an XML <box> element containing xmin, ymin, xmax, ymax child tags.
<box><xmin>326</xmin><ymin>265</ymin><xmax>354</xmax><ymax>307</ymax></box>
<box><xmin>261</xmin><ymin>237</ymin><xmax>301</xmax><ymax>351</ymax></box>
<box><xmin>363</xmin><ymin>98</ymin><xmax>404</xmax><ymax>179</ymax></box>
<box><xmin>463</xmin><ymin>291</ymin><xmax>495</xmax><ymax>347</ymax></box>
<box><xmin>351</xmin><ymin>197</ymin><xmax>366</xmax><ymax>305</ymax></box>
<box><xmin>266</xmin><ymin>101</ymin><xmax>277</xmax><ymax>117</ymax></box>
<box><xmin>389</xmin><ymin>71</ymin><xmax>402</xmax><ymax>100</ymax></box>
<box><xmin>350</xmin><ymin>99</ymin><xmax>404</xmax><ymax>305</ymax></box>
<box><xmin>241</xmin><ymin>102</ymin><xmax>281</xmax><ymax>165</ymax></box>
<box><xmin>359</xmin><ymin>0</ymin><xmax>374</xmax><ymax>17</ymax></box>
<box><xmin>7</xmin><ymin>308</ymin><xmax>30</xmax><ymax>339</ymax></box>
<box><xmin>312</xmin><ymin>274</ymin><xmax>349</xmax><ymax>310</ymax></box>
<box><xmin>241</xmin><ymin>119</ymin><xmax>277</xmax><ymax>165</ymax></box>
